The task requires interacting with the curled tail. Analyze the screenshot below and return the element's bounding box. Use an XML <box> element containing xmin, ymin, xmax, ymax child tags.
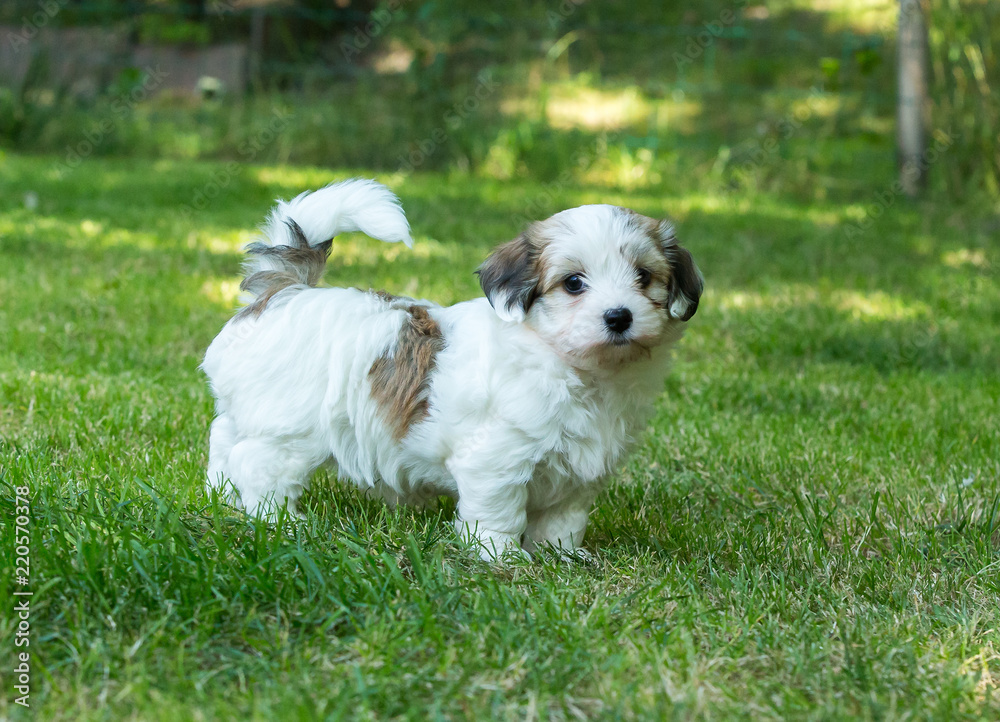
<box><xmin>238</xmin><ymin>178</ymin><xmax>411</xmax><ymax>317</ymax></box>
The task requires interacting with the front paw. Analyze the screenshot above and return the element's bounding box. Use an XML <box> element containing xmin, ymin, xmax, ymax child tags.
<box><xmin>455</xmin><ymin>521</ymin><xmax>530</xmax><ymax>563</ymax></box>
<box><xmin>480</xmin><ymin>543</ymin><xmax>532</xmax><ymax>563</ymax></box>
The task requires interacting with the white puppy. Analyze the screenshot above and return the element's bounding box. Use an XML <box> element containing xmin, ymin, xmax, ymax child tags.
<box><xmin>202</xmin><ymin>179</ymin><xmax>702</xmax><ymax>560</ymax></box>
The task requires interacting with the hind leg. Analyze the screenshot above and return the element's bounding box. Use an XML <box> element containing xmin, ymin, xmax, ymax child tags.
<box><xmin>206</xmin><ymin>414</ymin><xmax>239</xmax><ymax>502</ymax></box>
<box><xmin>225</xmin><ymin>436</ymin><xmax>323</xmax><ymax>520</ymax></box>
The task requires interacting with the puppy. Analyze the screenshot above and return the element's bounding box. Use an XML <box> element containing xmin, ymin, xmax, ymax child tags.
<box><xmin>202</xmin><ymin>179</ymin><xmax>702</xmax><ymax>560</ymax></box>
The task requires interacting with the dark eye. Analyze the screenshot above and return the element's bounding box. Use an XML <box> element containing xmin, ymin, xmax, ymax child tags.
<box><xmin>637</xmin><ymin>268</ymin><xmax>652</xmax><ymax>288</ymax></box>
<box><xmin>563</xmin><ymin>274</ymin><xmax>586</xmax><ymax>294</ymax></box>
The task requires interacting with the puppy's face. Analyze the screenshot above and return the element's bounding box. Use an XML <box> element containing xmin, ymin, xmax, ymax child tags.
<box><xmin>478</xmin><ymin>205</ymin><xmax>703</xmax><ymax>370</ymax></box>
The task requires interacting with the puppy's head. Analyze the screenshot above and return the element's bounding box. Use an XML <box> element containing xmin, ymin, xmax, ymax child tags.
<box><xmin>478</xmin><ymin>205</ymin><xmax>703</xmax><ymax>369</ymax></box>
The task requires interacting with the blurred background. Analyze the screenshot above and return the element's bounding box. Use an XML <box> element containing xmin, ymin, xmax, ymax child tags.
<box><xmin>1</xmin><ymin>0</ymin><xmax>996</xmax><ymax>204</ymax></box>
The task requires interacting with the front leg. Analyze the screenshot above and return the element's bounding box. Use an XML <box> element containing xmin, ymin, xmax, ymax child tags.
<box><xmin>523</xmin><ymin>493</ymin><xmax>597</xmax><ymax>557</ymax></box>
<box><xmin>447</xmin><ymin>434</ymin><xmax>532</xmax><ymax>562</ymax></box>
<box><xmin>453</xmin><ymin>481</ymin><xmax>529</xmax><ymax>561</ymax></box>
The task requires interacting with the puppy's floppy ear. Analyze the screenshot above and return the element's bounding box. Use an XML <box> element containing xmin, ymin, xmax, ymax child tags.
<box><xmin>476</xmin><ymin>229</ymin><xmax>542</xmax><ymax>323</ymax></box>
<box><xmin>658</xmin><ymin>221</ymin><xmax>703</xmax><ymax>322</ymax></box>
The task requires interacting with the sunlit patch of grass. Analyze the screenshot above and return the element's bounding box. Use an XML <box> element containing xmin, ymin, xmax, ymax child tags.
<box><xmin>715</xmin><ymin>286</ymin><xmax>930</xmax><ymax>330</ymax></box>
<box><xmin>738</xmin><ymin>87</ymin><xmax>847</xmax><ymax>126</ymax></box>
<box><xmin>199</xmin><ymin>278</ymin><xmax>243</xmax><ymax>308</ymax></box>
<box><xmin>191</xmin><ymin>230</ymin><xmax>254</xmax><ymax>254</ymax></box>
<box><xmin>834</xmin><ymin>290</ymin><xmax>930</xmax><ymax>321</ymax></box>
<box><xmin>503</xmin><ymin>83</ymin><xmax>703</xmax><ymax>133</ymax></box>
<box><xmin>664</xmin><ymin>193</ymin><xmax>845</xmax><ymax>229</ymax></box>
<box><xmin>942</xmin><ymin>248</ymin><xmax>992</xmax><ymax>269</ymax></box>
<box><xmin>767</xmin><ymin>0</ymin><xmax>897</xmax><ymax>33</ymax></box>
<box><xmin>961</xmin><ymin>642</ymin><xmax>1000</xmax><ymax>703</ymax></box>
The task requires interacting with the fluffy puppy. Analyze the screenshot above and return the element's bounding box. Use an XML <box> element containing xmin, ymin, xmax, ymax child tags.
<box><xmin>202</xmin><ymin>179</ymin><xmax>703</xmax><ymax>560</ymax></box>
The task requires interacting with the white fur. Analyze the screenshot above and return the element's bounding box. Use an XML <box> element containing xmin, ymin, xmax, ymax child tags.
<box><xmin>202</xmin><ymin>180</ymin><xmax>700</xmax><ymax>561</ymax></box>
<box><xmin>251</xmin><ymin>178</ymin><xmax>411</xmax><ymax>276</ymax></box>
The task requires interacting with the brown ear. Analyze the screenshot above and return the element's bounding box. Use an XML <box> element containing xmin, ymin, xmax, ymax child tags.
<box><xmin>476</xmin><ymin>231</ymin><xmax>541</xmax><ymax>322</ymax></box>
<box><xmin>658</xmin><ymin>221</ymin><xmax>703</xmax><ymax>321</ymax></box>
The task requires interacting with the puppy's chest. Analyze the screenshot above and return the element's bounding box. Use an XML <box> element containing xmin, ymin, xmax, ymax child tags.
<box><xmin>533</xmin><ymin>384</ymin><xmax>645</xmax><ymax>488</ymax></box>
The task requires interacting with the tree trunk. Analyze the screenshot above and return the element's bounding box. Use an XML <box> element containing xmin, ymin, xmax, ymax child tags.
<box><xmin>897</xmin><ymin>0</ymin><xmax>929</xmax><ymax>197</ymax></box>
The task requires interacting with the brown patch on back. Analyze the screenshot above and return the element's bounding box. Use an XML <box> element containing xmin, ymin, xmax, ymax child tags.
<box><xmin>237</xmin><ymin>273</ymin><xmax>301</xmax><ymax>319</ymax></box>
<box><xmin>368</xmin><ymin>305</ymin><xmax>444</xmax><ymax>440</ymax></box>
<box><xmin>372</xmin><ymin>289</ymin><xmax>400</xmax><ymax>303</ymax></box>
<box><xmin>368</xmin><ymin>289</ymin><xmax>422</xmax><ymax>312</ymax></box>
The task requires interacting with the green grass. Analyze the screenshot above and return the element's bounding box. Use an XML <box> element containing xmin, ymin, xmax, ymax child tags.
<box><xmin>0</xmin><ymin>147</ymin><xmax>998</xmax><ymax>721</ymax></box>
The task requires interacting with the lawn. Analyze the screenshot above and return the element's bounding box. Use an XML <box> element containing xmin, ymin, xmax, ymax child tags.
<box><xmin>0</xmin><ymin>145</ymin><xmax>997</xmax><ymax>720</ymax></box>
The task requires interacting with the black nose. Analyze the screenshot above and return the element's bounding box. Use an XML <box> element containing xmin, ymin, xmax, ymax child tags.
<box><xmin>603</xmin><ymin>307</ymin><xmax>633</xmax><ymax>334</ymax></box>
